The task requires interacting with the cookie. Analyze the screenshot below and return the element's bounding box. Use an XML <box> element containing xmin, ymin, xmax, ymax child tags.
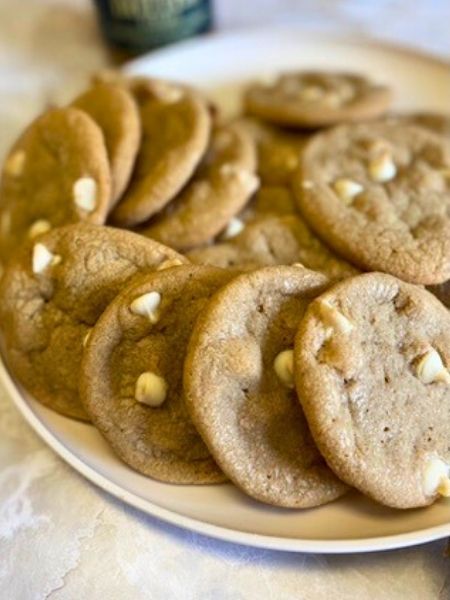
<box><xmin>110</xmin><ymin>79</ymin><xmax>211</xmax><ymax>227</ymax></box>
<box><xmin>188</xmin><ymin>215</ymin><xmax>358</xmax><ymax>280</ymax></box>
<box><xmin>141</xmin><ymin>122</ymin><xmax>258</xmax><ymax>250</ymax></box>
<box><xmin>240</xmin><ymin>117</ymin><xmax>307</xmax><ymax>185</ymax></box>
<box><xmin>72</xmin><ymin>82</ymin><xmax>141</xmax><ymax>206</ymax></box>
<box><xmin>294</xmin><ymin>121</ymin><xmax>450</xmax><ymax>284</ymax></box>
<box><xmin>245</xmin><ymin>71</ymin><xmax>392</xmax><ymax>128</ymax></box>
<box><xmin>295</xmin><ymin>272</ymin><xmax>450</xmax><ymax>508</ymax></box>
<box><xmin>81</xmin><ymin>264</ymin><xmax>234</xmax><ymax>483</ymax></box>
<box><xmin>0</xmin><ymin>223</ymin><xmax>186</xmax><ymax>421</ymax></box>
<box><xmin>406</xmin><ymin>112</ymin><xmax>450</xmax><ymax>138</ymax></box>
<box><xmin>250</xmin><ymin>185</ymin><xmax>297</xmax><ymax>217</ymax></box>
<box><xmin>0</xmin><ymin>107</ymin><xmax>111</xmax><ymax>264</ymax></box>
<box><xmin>184</xmin><ymin>266</ymin><xmax>347</xmax><ymax>507</ymax></box>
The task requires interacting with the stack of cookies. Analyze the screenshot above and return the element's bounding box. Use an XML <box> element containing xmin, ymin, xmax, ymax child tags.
<box><xmin>1</xmin><ymin>67</ymin><xmax>450</xmax><ymax>511</ymax></box>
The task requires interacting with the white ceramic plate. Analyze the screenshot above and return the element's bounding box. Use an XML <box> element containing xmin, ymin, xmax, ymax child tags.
<box><xmin>4</xmin><ymin>29</ymin><xmax>450</xmax><ymax>553</ymax></box>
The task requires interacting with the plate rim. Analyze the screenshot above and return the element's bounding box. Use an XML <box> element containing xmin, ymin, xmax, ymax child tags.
<box><xmin>124</xmin><ymin>25</ymin><xmax>450</xmax><ymax>76</ymax></box>
<box><xmin>4</xmin><ymin>28</ymin><xmax>450</xmax><ymax>553</ymax></box>
<box><xmin>3</xmin><ymin>358</ymin><xmax>450</xmax><ymax>554</ymax></box>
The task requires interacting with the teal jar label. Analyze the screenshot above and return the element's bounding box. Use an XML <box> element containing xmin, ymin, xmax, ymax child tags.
<box><xmin>94</xmin><ymin>0</ymin><xmax>212</xmax><ymax>52</ymax></box>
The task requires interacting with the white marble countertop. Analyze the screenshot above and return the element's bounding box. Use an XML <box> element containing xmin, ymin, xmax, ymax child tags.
<box><xmin>1</xmin><ymin>1</ymin><xmax>450</xmax><ymax>598</ymax></box>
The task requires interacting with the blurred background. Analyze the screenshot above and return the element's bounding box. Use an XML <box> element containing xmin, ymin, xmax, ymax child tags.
<box><xmin>0</xmin><ymin>0</ymin><xmax>448</xmax><ymax>160</ymax></box>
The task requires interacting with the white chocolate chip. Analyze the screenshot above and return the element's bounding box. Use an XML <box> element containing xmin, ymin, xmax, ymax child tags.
<box><xmin>220</xmin><ymin>217</ymin><xmax>245</xmax><ymax>240</ymax></box>
<box><xmin>135</xmin><ymin>372</ymin><xmax>168</xmax><ymax>407</ymax></box>
<box><xmin>73</xmin><ymin>177</ymin><xmax>97</xmax><ymax>212</ymax></box>
<box><xmin>423</xmin><ymin>457</ymin><xmax>450</xmax><ymax>497</ymax></box>
<box><xmin>130</xmin><ymin>291</ymin><xmax>161</xmax><ymax>323</ymax></box>
<box><xmin>273</xmin><ymin>349</ymin><xmax>295</xmax><ymax>388</ymax></box>
<box><xmin>156</xmin><ymin>257</ymin><xmax>184</xmax><ymax>271</ymax></box>
<box><xmin>317</xmin><ymin>299</ymin><xmax>353</xmax><ymax>337</ymax></box>
<box><xmin>415</xmin><ymin>348</ymin><xmax>450</xmax><ymax>384</ymax></box>
<box><xmin>82</xmin><ymin>329</ymin><xmax>92</xmax><ymax>347</ymax></box>
<box><xmin>368</xmin><ymin>151</ymin><xmax>397</xmax><ymax>183</ymax></box>
<box><xmin>4</xmin><ymin>150</ymin><xmax>26</xmax><ymax>177</ymax></box>
<box><xmin>301</xmin><ymin>180</ymin><xmax>314</xmax><ymax>189</ymax></box>
<box><xmin>32</xmin><ymin>243</ymin><xmax>61</xmax><ymax>274</ymax></box>
<box><xmin>28</xmin><ymin>219</ymin><xmax>51</xmax><ymax>239</ymax></box>
<box><xmin>333</xmin><ymin>178</ymin><xmax>364</xmax><ymax>204</ymax></box>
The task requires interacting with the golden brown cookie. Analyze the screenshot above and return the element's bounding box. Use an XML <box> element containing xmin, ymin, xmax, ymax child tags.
<box><xmin>0</xmin><ymin>107</ymin><xmax>111</xmax><ymax>264</ymax></box>
<box><xmin>72</xmin><ymin>82</ymin><xmax>141</xmax><ymax>207</ymax></box>
<box><xmin>240</xmin><ymin>117</ymin><xmax>307</xmax><ymax>185</ymax></box>
<box><xmin>81</xmin><ymin>264</ymin><xmax>234</xmax><ymax>483</ymax></box>
<box><xmin>184</xmin><ymin>266</ymin><xmax>348</xmax><ymax>508</ymax></box>
<box><xmin>0</xmin><ymin>224</ymin><xmax>186</xmax><ymax>421</ymax></box>
<box><xmin>405</xmin><ymin>112</ymin><xmax>450</xmax><ymax>138</ymax></box>
<box><xmin>293</xmin><ymin>121</ymin><xmax>450</xmax><ymax>284</ymax></box>
<box><xmin>248</xmin><ymin>185</ymin><xmax>297</xmax><ymax>217</ymax></box>
<box><xmin>188</xmin><ymin>215</ymin><xmax>358</xmax><ymax>280</ymax></box>
<box><xmin>295</xmin><ymin>272</ymin><xmax>450</xmax><ymax>509</ymax></box>
<box><xmin>245</xmin><ymin>71</ymin><xmax>392</xmax><ymax>128</ymax></box>
<box><xmin>110</xmin><ymin>79</ymin><xmax>211</xmax><ymax>227</ymax></box>
<box><xmin>141</xmin><ymin>122</ymin><xmax>258</xmax><ymax>250</ymax></box>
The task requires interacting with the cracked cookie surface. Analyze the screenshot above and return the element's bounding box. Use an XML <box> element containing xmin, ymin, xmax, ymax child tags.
<box><xmin>188</xmin><ymin>215</ymin><xmax>358</xmax><ymax>280</ymax></box>
<box><xmin>0</xmin><ymin>223</ymin><xmax>186</xmax><ymax>420</ymax></box>
<box><xmin>81</xmin><ymin>264</ymin><xmax>234</xmax><ymax>483</ymax></box>
<box><xmin>294</xmin><ymin>122</ymin><xmax>450</xmax><ymax>284</ymax></box>
<box><xmin>184</xmin><ymin>265</ymin><xmax>347</xmax><ymax>507</ymax></box>
<box><xmin>295</xmin><ymin>272</ymin><xmax>450</xmax><ymax>508</ymax></box>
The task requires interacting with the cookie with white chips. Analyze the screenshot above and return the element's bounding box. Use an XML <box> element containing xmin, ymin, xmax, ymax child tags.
<box><xmin>295</xmin><ymin>272</ymin><xmax>450</xmax><ymax>508</ymax></box>
<box><xmin>0</xmin><ymin>224</ymin><xmax>186</xmax><ymax>420</ymax></box>
<box><xmin>294</xmin><ymin>121</ymin><xmax>450</xmax><ymax>284</ymax></box>
<box><xmin>81</xmin><ymin>264</ymin><xmax>234</xmax><ymax>483</ymax></box>
<box><xmin>141</xmin><ymin>122</ymin><xmax>258</xmax><ymax>251</ymax></box>
<box><xmin>245</xmin><ymin>71</ymin><xmax>392</xmax><ymax>128</ymax></box>
<box><xmin>0</xmin><ymin>107</ymin><xmax>111</xmax><ymax>265</ymax></box>
<box><xmin>184</xmin><ymin>265</ymin><xmax>347</xmax><ymax>507</ymax></box>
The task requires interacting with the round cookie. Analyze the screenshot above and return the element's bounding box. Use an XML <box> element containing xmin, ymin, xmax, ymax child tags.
<box><xmin>141</xmin><ymin>122</ymin><xmax>258</xmax><ymax>251</ymax></box>
<box><xmin>184</xmin><ymin>266</ymin><xmax>348</xmax><ymax>508</ymax></box>
<box><xmin>110</xmin><ymin>79</ymin><xmax>211</xmax><ymax>227</ymax></box>
<box><xmin>244</xmin><ymin>71</ymin><xmax>392</xmax><ymax>128</ymax></box>
<box><xmin>295</xmin><ymin>272</ymin><xmax>450</xmax><ymax>509</ymax></box>
<box><xmin>0</xmin><ymin>107</ymin><xmax>111</xmax><ymax>264</ymax></box>
<box><xmin>188</xmin><ymin>215</ymin><xmax>358</xmax><ymax>280</ymax></box>
<box><xmin>81</xmin><ymin>264</ymin><xmax>234</xmax><ymax>483</ymax></box>
<box><xmin>0</xmin><ymin>223</ymin><xmax>186</xmax><ymax>421</ymax></box>
<box><xmin>294</xmin><ymin>121</ymin><xmax>450</xmax><ymax>284</ymax></box>
<box><xmin>72</xmin><ymin>82</ymin><xmax>141</xmax><ymax>206</ymax></box>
